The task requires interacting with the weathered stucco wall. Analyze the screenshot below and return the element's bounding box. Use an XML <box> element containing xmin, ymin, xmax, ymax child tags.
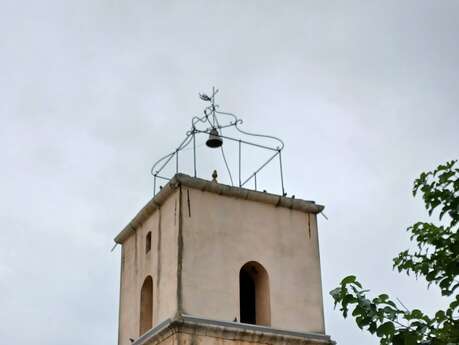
<box><xmin>180</xmin><ymin>187</ymin><xmax>325</xmax><ymax>333</ymax></box>
<box><xmin>117</xmin><ymin>175</ymin><xmax>327</xmax><ymax>345</ymax></box>
<box><xmin>118</xmin><ymin>190</ymin><xmax>179</xmax><ymax>345</ymax></box>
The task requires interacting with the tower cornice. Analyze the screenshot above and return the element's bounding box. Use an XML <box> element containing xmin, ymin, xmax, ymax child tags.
<box><xmin>132</xmin><ymin>315</ymin><xmax>334</xmax><ymax>345</ymax></box>
<box><xmin>114</xmin><ymin>174</ymin><xmax>324</xmax><ymax>244</ymax></box>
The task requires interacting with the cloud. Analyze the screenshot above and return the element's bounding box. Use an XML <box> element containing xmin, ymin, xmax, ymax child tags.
<box><xmin>1</xmin><ymin>1</ymin><xmax>458</xmax><ymax>344</ymax></box>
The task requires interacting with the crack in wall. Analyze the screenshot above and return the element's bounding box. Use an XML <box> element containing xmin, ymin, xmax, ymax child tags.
<box><xmin>156</xmin><ymin>208</ymin><xmax>162</xmax><ymax>325</ymax></box>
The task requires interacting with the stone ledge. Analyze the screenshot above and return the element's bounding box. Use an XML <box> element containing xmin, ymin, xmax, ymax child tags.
<box><xmin>132</xmin><ymin>315</ymin><xmax>335</xmax><ymax>345</ymax></box>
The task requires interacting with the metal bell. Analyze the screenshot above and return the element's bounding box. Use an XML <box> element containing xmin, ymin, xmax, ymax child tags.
<box><xmin>206</xmin><ymin>128</ymin><xmax>223</xmax><ymax>148</ymax></box>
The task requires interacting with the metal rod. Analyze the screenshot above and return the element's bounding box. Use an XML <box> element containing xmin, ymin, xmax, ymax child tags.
<box><xmin>279</xmin><ymin>150</ymin><xmax>285</xmax><ymax>195</ymax></box>
<box><xmin>238</xmin><ymin>140</ymin><xmax>241</xmax><ymax>187</ymax></box>
<box><xmin>153</xmin><ymin>134</ymin><xmax>192</xmax><ymax>175</ymax></box>
<box><xmin>194</xmin><ymin>130</ymin><xmax>278</xmax><ymax>151</ymax></box>
<box><xmin>155</xmin><ymin>152</ymin><xmax>175</xmax><ymax>176</ymax></box>
<box><xmin>220</xmin><ymin>146</ymin><xmax>234</xmax><ymax>186</ymax></box>
<box><xmin>221</xmin><ymin>133</ymin><xmax>277</xmax><ymax>151</ymax></box>
<box><xmin>215</xmin><ymin>122</ymin><xmax>238</xmax><ymax>130</ymax></box>
<box><xmin>215</xmin><ymin>110</ymin><xmax>284</xmax><ymax>150</ymax></box>
<box><xmin>154</xmin><ymin>175</ymin><xmax>157</xmax><ymax>196</ymax></box>
<box><xmin>206</xmin><ymin>115</ymin><xmax>213</xmax><ymax>128</ymax></box>
<box><xmin>177</xmin><ymin>134</ymin><xmax>193</xmax><ymax>151</ymax></box>
<box><xmin>151</xmin><ymin>90</ymin><xmax>287</xmax><ymax>195</ymax></box>
<box><xmin>212</xmin><ymin>86</ymin><xmax>216</xmax><ymax>127</ymax></box>
<box><xmin>176</xmin><ymin>150</ymin><xmax>178</xmax><ymax>174</ymax></box>
<box><xmin>241</xmin><ymin>151</ymin><xmax>279</xmax><ymax>187</ymax></box>
<box><xmin>155</xmin><ymin>174</ymin><xmax>171</xmax><ymax>182</ymax></box>
<box><xmin>193</xmin><ymin>131</ymin><xmax>197</xmax><ymax>177</ymax></box>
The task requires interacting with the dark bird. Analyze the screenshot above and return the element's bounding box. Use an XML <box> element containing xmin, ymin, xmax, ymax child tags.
<box><xmin>233</xmin><ymin>317</ymin><xmax>238</xmax><ymax>322</ymax></box>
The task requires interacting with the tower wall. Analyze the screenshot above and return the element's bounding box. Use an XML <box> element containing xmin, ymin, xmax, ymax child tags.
<box><xmin>118</xmin><ymin>190</ymin><xmax>180</xmax><ymax>345</ymax></box>
<box><xmin>116</xmin><ymin>175</ymin><xmax>330</xmax><ymax>345</ymax></box>
<box><xmin>181</xmin><ymin>187</ymin><xmax>325</xmax><ymax>333</ymax></box>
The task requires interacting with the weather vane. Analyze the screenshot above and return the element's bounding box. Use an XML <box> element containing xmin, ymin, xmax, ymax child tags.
<box><xmin>150</xmin><ymin>87</ymin><xmax>286</xmax><ymax>196</ymax></box>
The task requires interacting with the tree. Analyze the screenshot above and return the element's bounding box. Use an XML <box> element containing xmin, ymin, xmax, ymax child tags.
<box><xmin>330</xmin><ymin>160</ymin><xmax>459</xmax><ymax>345</ymax></box>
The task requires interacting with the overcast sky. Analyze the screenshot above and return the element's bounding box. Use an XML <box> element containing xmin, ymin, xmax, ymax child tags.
<box><xmin>1</xmin><ymin>1</ymin><xmax>458</xmax><ymax>344</ymax></box>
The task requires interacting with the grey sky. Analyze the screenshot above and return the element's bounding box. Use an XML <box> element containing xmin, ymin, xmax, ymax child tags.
<box><xmin>1</xmin><ymin>1</ymin><xmax>458</xmax><ymax>344</ymax></box>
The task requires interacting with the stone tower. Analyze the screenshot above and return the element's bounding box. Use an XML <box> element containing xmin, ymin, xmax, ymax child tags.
<box><xmin>115</xmin><ymin>174</ymin><xmax>334</xmax><ymax>345</ymax></box>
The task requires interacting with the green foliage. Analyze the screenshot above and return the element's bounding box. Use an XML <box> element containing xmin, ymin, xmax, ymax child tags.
<box><xmin>330</xmin><ymin>160</ymin><xmax>459</xmax><ymax>345</ymax></box>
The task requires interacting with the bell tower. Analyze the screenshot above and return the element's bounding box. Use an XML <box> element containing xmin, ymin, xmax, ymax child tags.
<box><xmin>114</xmin><ymin>89</ymin><xmax>334</xmax><ymax>345</ymax></box>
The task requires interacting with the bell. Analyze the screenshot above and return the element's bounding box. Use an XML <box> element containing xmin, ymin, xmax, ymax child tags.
<box><xmin>206</xmin><ymin>128</ymin><xmax>223</xmax><ymax>148</ymax></box>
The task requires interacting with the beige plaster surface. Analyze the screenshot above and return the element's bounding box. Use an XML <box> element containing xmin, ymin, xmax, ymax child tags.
<box><xmin>117</xmin><ymin>177</ymin><xmax>327</xmax><ymax>345</ymax></box>
<box><xmin>181</xmin><ymin>187</ymin><xmax>325</xmax><ymax>333</ymax></box>
<box><xmin>118</xmin><ymin>190</ymin><xmax>179</xmax><ymax>345</ymax></box>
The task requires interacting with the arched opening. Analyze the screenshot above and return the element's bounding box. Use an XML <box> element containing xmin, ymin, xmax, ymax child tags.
<box><xmin>145</xmin><ymin>232</ymin><xmax>152</xmax><ymax>254</ymax></box>
<box><xmin>239</xmin><ymin>261</ymin><xmax>270</xmax><ymax>326</ymax></box>
<box><xmin>139</xmin><ymin>276</ymin><xmax>153</xmax><ymax>335</ymax></box>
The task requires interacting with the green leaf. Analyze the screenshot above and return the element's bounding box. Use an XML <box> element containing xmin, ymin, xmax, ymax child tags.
<box><xmin>355</xmin><ymin>316</ymin><xmax>367</xmax><ymax>329</ymax></box>
<box><xmin>329</xmin><ymin>161</ymin><xmax>459</xmax><ymax>345</ymax></box>
<box><xmin>352</xmin><ymin>305</ymin><xmax>363</xmax><ymax>317</ymax></box>
<box><xmin>376</xmin><ymin>321</ymin><xmax>395</xmax><ymax>337</ymax></box>
<box><xmin>407</xmin><ymin>309</ymin><xmax>424</xmax><ymax>320</ymax></box>
<box><xmin>435</xmin><ymin>310</ymin><xmax>446</xmax><ymax>321</ymax></box>
<box><xmin>329</xmin><ymin>287</ymin><xmax>341</xmax><ymax>300</ymax></box>
<box><xmin>378</xmin><ymin>294</ymin><xmax>389</xmax><ymax>301</ymax></box>
<box><xmin>341</xmin><ymin>275</ymin><xmax>357</xmax><ymax>285</ymax></box>
<box><xmin>403</xmin><ymin>333</ymin><xmax>417</xmax><ymax>345</ymax></box>
<box><xmin>343</xmin><ymin>293</ymin><xmax>356</xmax><ymax>305</ymax></box>
<box><xmin>392</xmin><ymin>334</ymin><xmax>404</xmax><ymax>345</ymax></box>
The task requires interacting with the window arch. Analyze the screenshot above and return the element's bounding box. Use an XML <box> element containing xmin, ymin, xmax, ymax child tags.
<box><xmin>139</xmin><ymin>276</ymin><xmax>153</xmax><ymax>335</ymax></box>
<box><xmin>239</xmin><ymin>261</ymin><xmax>271</xmax><ymax>326</ymax></box>
<box><xmin>145</xmin><ymin>232</ymin><xmax>152</xmax><ymax>254</ymax></box>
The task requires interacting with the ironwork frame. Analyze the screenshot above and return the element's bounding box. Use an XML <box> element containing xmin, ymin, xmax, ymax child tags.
<box><xmin>150</xmin><ymin>88</ymin><xmax>286</xmax><ymax>196</ymax></box>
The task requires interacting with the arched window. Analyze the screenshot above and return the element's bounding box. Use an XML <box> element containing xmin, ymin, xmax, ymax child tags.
<box><xmin>145</xmin><ymin>232</ymin><xmax>152</xmax><ymax>254</ymax></box>
<box><xmin>239</xmin><ymin>261</ymin><xmax>270</xmax><ymax>326</ymax></box>
<box><xmin>139</xmin><ymin>276</ymin><xmax>153</xmax><ymax>335</ymax></box>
